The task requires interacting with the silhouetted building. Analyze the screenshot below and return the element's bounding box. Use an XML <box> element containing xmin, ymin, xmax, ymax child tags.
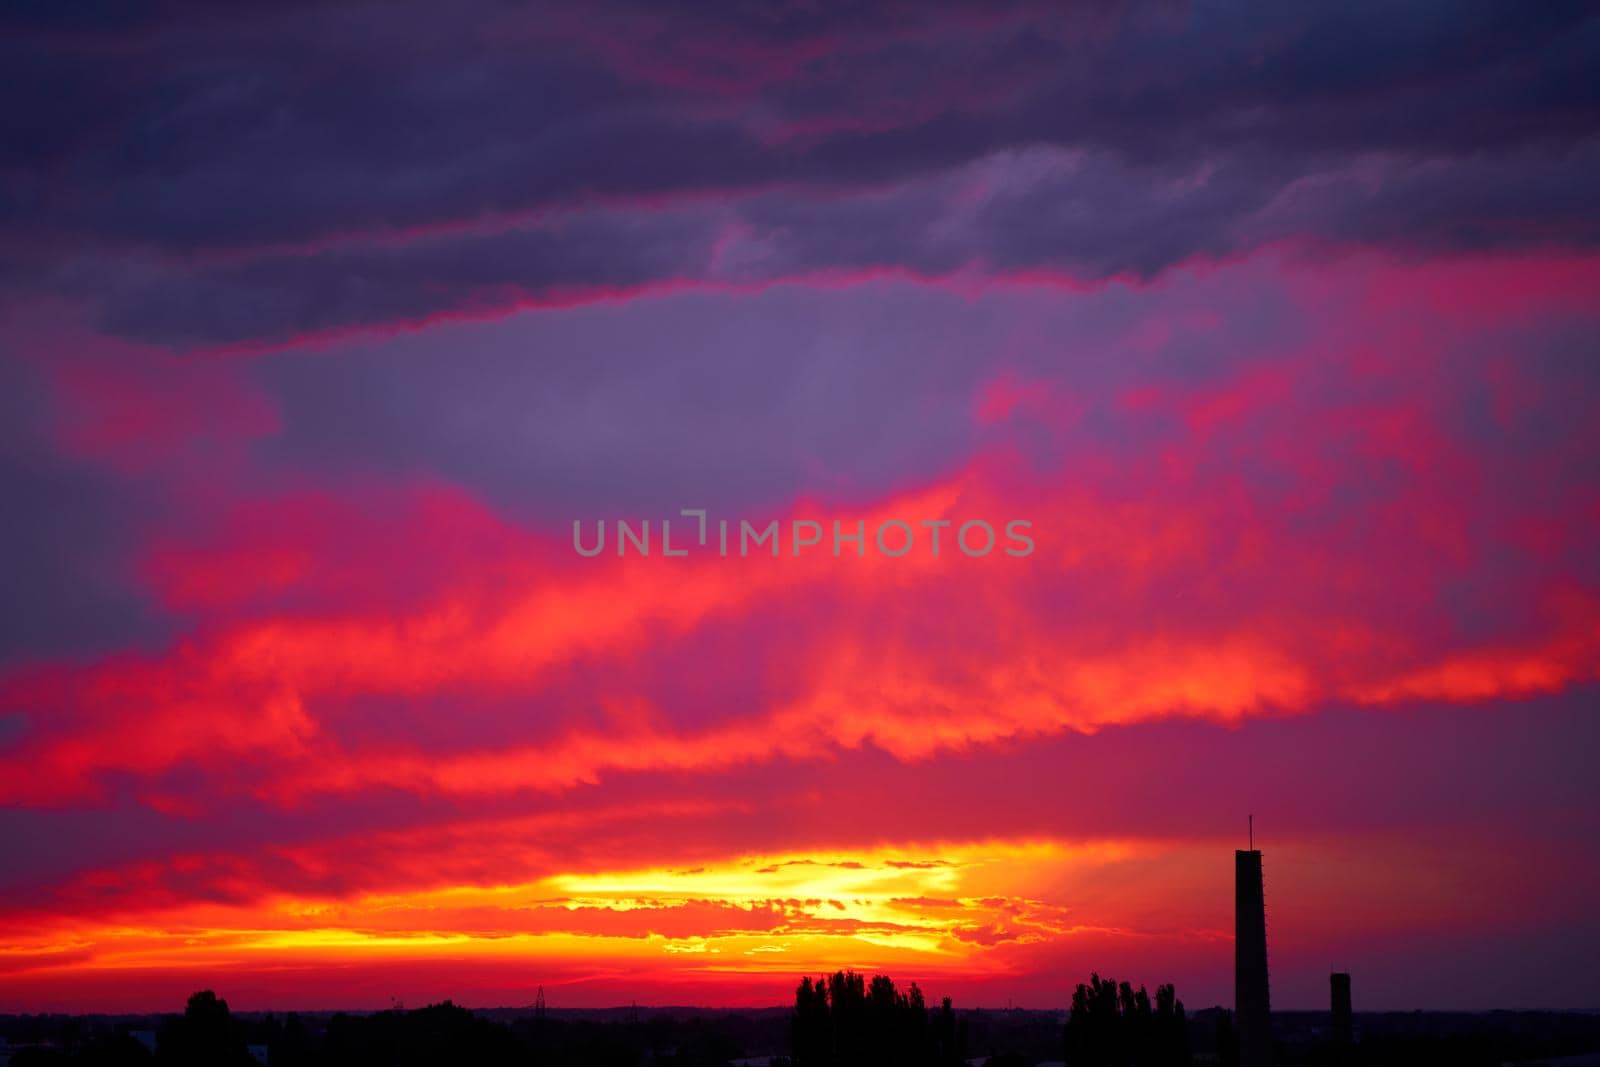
<box><xmin>1236</xmin><ymin>849</ymin><xmax>1272</xmax><ymax>1067</ymax></box>
<box><xmin>1330</xmin><ymin>972</ymin><xmax>1352</xmax><ymax>1045</ymax></box>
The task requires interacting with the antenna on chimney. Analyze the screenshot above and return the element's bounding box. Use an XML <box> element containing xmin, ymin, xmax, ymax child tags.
<box><xmin>1249</xmin><ymin>813</ymin><xmax>1254</xmax><ymax>850</ymax></box>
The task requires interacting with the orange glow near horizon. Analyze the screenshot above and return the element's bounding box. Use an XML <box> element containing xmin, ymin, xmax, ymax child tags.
<box><xmin>8</xmin><ymin>823</ymin><xmax>1589</xmax><ymax>1011</ymax></box>
<box><xmin>1</xmin><ymin>839</ymin><xmax>1160</xmax><ymax>1004</ymax></box>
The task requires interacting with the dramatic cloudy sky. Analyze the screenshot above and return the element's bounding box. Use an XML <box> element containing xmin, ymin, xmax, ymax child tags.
<box><xmin>2</xmin><ymin>0</ymin><xmax>1599</xmax><ymax>1013</ymax></box>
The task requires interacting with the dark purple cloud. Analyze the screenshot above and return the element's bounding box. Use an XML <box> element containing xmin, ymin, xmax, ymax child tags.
<box><xmin>3</xmin><ymin>1</ymin><xmax>1598</xmax><ymax>346</ymax></box>
<box><xmin>77</xmin><ymin>137</ymin><xmax>1600</xmax><ymax>349</ymax></box>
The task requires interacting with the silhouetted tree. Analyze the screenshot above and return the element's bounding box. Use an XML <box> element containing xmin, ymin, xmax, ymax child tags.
<box><xmin>931</xmin><ymin>996</ymin><xmax>966</xmax><ymax>1066</ymax></box>
<box><xmin>1153</xmin><ymin>984</ymin><xmax>1189</xmax><ymax>1066</ymax></box>
<box><xmin>790</xmin><ymin>971</ymin><xmax>941</xmax><ymax>1067</ymax></box>
<box><xmin>156</xmin><ymin>990</ymin><xmax>250</xmax><ymax>1067</ymax></box>
<box><xmin>1065</xmin><ymin>973</ymin><xmax>1120</xmax><ymax>1065</ymax></box>
<box><xmin>793</xmin><ymin>975</ymin><xmax>832</xmax><ymax>1067</ymax></box>
<box><xmin>829</xmin><ymin>970</ymin><xmax>866</xmax><ymax>1065</ymax></box>
<box><xmin>1064</xmin><ymin>974</ymin><xmax>1190</xmax><ymax>1067</ymax></box>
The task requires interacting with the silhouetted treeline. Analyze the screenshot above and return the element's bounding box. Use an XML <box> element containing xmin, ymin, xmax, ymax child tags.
<box><xmin>1063</xmin><ymin>973</ymin><xmax>1190</xmax><ymax>1067</ymax></box>
<box><xmin>791</xmin><ymin>971</ymin><xmax>965</xmax><ymax>1067</ymax></box>
<box><xmin>3</xmin><ymin>990</ymin><xmax>757</xmax><ymax>1067</ymax></box>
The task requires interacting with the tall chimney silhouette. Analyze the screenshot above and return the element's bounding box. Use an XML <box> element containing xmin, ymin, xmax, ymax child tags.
<box><xmin>1236</xmin><ymin>832</ymin><xmax>1272</xmax><ymax>1067</ymax></box>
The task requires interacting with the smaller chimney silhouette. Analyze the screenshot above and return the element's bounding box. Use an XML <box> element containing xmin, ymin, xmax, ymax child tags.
<box><xmin>1330</xmin><ymin>972</ymin><xmax>1352</xmax><ymax>1045</ymax></box>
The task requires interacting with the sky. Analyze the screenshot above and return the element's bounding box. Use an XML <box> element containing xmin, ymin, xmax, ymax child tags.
<box><xmin>2</xmin><ymin>0</ymin><xmax>1599</xmax><ymax>1014</ymax></box>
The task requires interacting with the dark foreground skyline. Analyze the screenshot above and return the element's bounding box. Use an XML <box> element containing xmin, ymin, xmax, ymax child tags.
<box><xmin>5</xmin><ymin>984</ymin><xmax>1600</xmax><ymax>1067</ymax></box>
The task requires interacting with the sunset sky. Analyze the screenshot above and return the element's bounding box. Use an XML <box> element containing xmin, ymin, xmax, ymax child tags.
<box><xmin>2</xmin><ymin>1</ymin><xmax>1599</xmax><ymax>1014</ymax></box>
